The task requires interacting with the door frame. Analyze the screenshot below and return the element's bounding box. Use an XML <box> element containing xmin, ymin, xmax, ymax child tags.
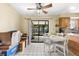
<box><xmin>31</xmin><ymin>20</ymin><xmax>49</xmax><ymax>43</ymax></box>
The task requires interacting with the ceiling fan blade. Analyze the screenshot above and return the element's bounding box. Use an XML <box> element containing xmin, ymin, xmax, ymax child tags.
<box><xmin>27</xmin><ymin>8</ymin><xmax>36</xmax><ymax>10</ymax></box>
<box><xmin>42</xmin><ymin>9</ymin><xmax>48</xmax><ymax>14</ymax></box>
<box><xmin>42</xmin><ymin>3</ymin><xmax>52</xmax><ymax>9</ymax></box>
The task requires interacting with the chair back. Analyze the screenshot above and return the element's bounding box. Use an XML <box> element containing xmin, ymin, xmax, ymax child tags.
<box><xmin>43</xmin><ymin>33</ymin><xmax>50</xmax><ymax>37</ymax></box>
<box><xmin>43</xmin><ymin>36</ymin><xmax>52</xmax><ymax>45</ymax></box>
<box><xmin>56</xmin><ymin>36</ymin><xmax>69</xmax><ymax>47</ymax></box>
<box><xmin>56</xmin><ymin>33</ymin><xmax>64</xmax><ymax>36</ymax></box>
<box><xmin>64</xmin><ymin>35</ymin><xmax>69</xmax><ymax>47</ymax></box>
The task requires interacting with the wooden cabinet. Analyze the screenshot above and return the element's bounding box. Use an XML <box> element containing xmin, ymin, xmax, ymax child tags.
<box><xmin>59</xmin><ymin>17</ymin><xmax>70</xmax><ymax>28</ymax></box>
<box><xmin>76</xmin><ymin>19</ymin><xmax>79</xmax><ymax>30</ymax></box>
<box><xmin>18</xmin><ymin>34</ymin><xmax>27</xmax><ymax>53</ymax></box>
<box><xmin>19</xmin><ymin>39</ymin><xmax>26</xmax><ymax>53</ymax></box>
<box><xmin>0</xmin><ymin>45</ymin><xmax>9</xmax><ymax>56</ymax></box>
<box><xmin>68</xmin><ymin>35</ymin><xmax>79</xmax><ymax>55</ymax></box>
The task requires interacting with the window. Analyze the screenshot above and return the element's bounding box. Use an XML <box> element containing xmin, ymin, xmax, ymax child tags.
<box><xmin>70</xmin><ymin>19</ymin><xmax>76</xmax><ymax>29</ymax></box>
<box><xmin>70</xmin><ymin>17</ymin><xmax>78</xmax><ymax>29</ymax></box>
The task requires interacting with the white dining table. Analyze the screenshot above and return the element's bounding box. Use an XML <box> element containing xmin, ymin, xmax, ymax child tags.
<box><xmin>41</xmin><ymin>35</ymin><xmax>65</xmax><ymax>42</ymax></box>
<box><xmin>49</xmin><ymin>35</ymin><xmax>65</xmax><ymax>42</ymax></box>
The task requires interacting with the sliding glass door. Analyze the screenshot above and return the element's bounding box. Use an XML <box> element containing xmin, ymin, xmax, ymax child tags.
<box><xmin>31</xmin><ymin>20</ymin><xmax>49</xmax><ymax>43</ymax></box>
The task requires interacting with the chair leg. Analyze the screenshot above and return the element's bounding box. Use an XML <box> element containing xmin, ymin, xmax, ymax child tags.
<box><xmin>44</xmin><ymin>44</ymin><xmax>51</xmax><ymax>56</ymax></box>
<box><xmin>49</xmin><ymin>45</ymin><xmax>51</xmax><ymax>55</ymax></box>
<box><xmin>53</xmin><ymin>44</ymin><xmax>56</xmax><ymax>56</ymax></box>
<box><xmin>63</xmin><ymin>48</ymin><xmax>66</xmax><ymax>56</ymax></box>
<box><xmin>66</xmin><ymin>46</ymin><xmax>68</xmax><ymax>56</ymax></box>
<box><xmin>63</xmin><ymin>45</ymin><xmax>68</xmax><ymax>56</ymax></box>
<box><xmin>64</xmin><ymin>45</ymin><xmax>68</xmax><ymax>56</ymax></box>
<box><xmin>44</xmin><ymin>44</ymin><xmax>45</xmax><ymax>55</ymax></box>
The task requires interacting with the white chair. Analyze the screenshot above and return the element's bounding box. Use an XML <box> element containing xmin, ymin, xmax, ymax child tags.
<box><xmin>43</xmin><ymin>33</ymin><xmax>50</xmax><ymax>37</ymax></box>
<box><xmin>43</xmin><ymin>36</ymin><xmax>54</xmax><ymax>55</ymax></box>
<box><xmin>56</xmin><ymin>33</ymin><xmax>64</xmax><ymax>36</ymax></box>
<box><xmin>54</xmin><ymin>36</ymin><xmax>69</xmax><ymax>56</ymax></box>
<box><xmin>11</xmin><ymin>31</ymin><xmax>22</xmax><ymax>45</ymax></box>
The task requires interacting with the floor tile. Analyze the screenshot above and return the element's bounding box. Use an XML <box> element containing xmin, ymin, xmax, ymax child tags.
<box><xmin>16</xmin><ymin>43</ymin><xmax>73</xmax><ymax>56</ymax></box>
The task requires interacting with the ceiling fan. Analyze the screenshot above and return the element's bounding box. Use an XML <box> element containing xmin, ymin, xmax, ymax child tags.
<box><xmin>27</xmin><ymin>3</ymin><xmax>52</xmax><ymax>14</ymax></box>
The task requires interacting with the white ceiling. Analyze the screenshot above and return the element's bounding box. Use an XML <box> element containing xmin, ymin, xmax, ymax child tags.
<box><xmin>10</xmin><ymin>3</ymin><xmax>79</xmax><ymax>16</ymax></box>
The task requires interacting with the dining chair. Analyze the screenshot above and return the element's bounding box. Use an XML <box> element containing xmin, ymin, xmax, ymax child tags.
<box><xmin>54</xmin><ymin>36</ymin><xmax>69</xmax><ymax>56</ymax></box>
<box><xmin>56</xmin><ymin>33</ymin><xmax>64</xmax><ymax>36</ymax></box>
<box><xmin>43</xmin><ymin>34</ymin><xmax>54</xmax><ymax>55</ymax></box>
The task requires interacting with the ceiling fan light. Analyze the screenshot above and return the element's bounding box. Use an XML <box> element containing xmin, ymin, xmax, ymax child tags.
<box><xmin>37</xmin><ymin>10</ymin><xmax>40</xmax><ymax>13</ymax></box>
<box><xmin>69</xmin><ymin>6</ymin><xmax>75</xmax><ymax>10</ymax></box>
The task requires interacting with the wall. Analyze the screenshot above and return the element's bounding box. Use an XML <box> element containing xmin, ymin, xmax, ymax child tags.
<box><xmin>49</xmin><ymin>16</ymin><xmax>59</xmax><ymax>34</ymax></box>
<box><xmin>59</xmin><ymin>13</ymin><xmax>79</xmax><ymax>17</ymax></box>
<box><xmin>20</xmin><ymin>16</ymin><xmax>59</xmax><ymax>34</ymax></box>
<box><xmin>20</xmin><ymin>16</ymin><xmax>29</xmax><ymax>33</ymax></box>
<box><xmin>0</xmin><ymin>3</ymin><xmax>21</xmax><ymax>32</ymax></box>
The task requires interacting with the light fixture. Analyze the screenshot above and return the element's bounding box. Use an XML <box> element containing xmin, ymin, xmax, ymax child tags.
<box><xmin>69</xmin><ymin>6</ymin><xmax>76</xmax><ymax>10</ymax></box>
<box><xmin>69</xmin><ymin>6</ymin><xmax>79</xmax><ymax>13</ymax></box>
<box><xmin>37</xmin><ymin>10</ymin><xmax>40</xmax><ymax>14</ymax></box>
<box><xmin>36</xmin><ymin>10</ymin><xmax>41</xmax><ymax>16</ymax></box>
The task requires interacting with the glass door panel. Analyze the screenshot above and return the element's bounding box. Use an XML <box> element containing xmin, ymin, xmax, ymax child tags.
<box><xmin>31</xmin><ymin>20</ymin><xmax>49</xmax><ymax>43</ymax></box>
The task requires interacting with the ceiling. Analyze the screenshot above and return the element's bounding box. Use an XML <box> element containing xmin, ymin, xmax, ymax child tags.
<box><xmin>10</xmin><ymin>3</ymin><xmax>79</xmax><ymax>16</ymax></box>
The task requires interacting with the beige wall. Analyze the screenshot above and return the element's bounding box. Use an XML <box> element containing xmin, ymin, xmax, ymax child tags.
<box><xmin>20</xmin><ymin>16</ymin><xmax>59</xmax><ymax>34</ymax></box>
<box><xmin>59</xmin><ymin>13</ymin><xmax>79</xmax><ymax>17</ymax></box>
<box><xmin>49</xmin><ymin>16</ymin><xmax>59</xmax><ymax>34</ymax></box>
<box><xmin>0</xmin><ymin>3</ymin><xmax>21</xmax><ymax>32</ymax></box>
<box><xmin>20</xmin><ymin>16</ymin><xmax>29</xmax><ymax>33</ymax></box>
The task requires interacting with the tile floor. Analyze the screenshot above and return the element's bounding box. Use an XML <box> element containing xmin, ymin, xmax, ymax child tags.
<box><xmin>16</xmin><ymin>43</ymin><xmax>74</xmax><ymax>56</ymax></box>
